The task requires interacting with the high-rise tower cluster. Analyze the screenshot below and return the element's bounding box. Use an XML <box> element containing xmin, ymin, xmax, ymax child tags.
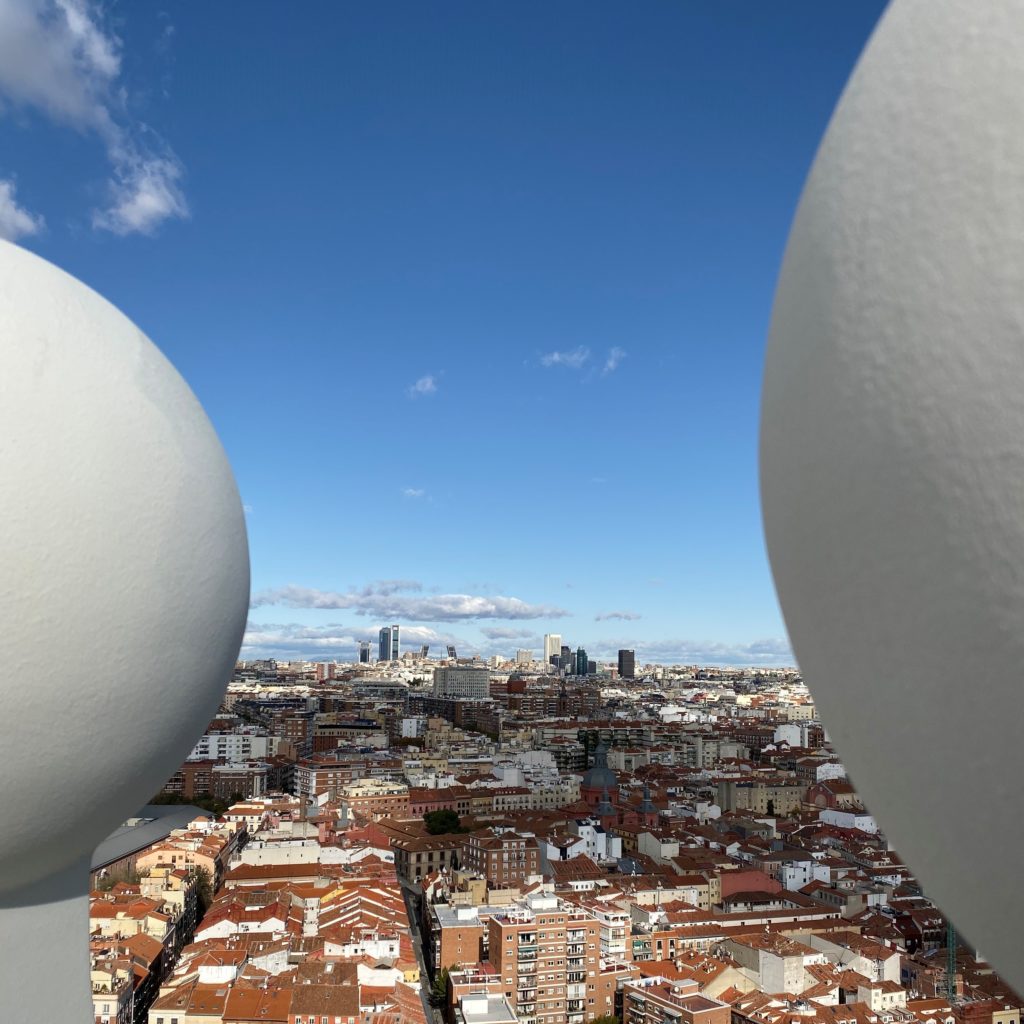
<box><xmin>377</xmin><ymin>624</ymin><xmax>400</xmax><ymax>662</ymax></box>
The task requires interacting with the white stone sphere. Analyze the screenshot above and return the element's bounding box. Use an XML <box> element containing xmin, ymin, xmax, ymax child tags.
<box><xmin>0</xmin><ymin>241</ymin><xmax>249</xmax><ymax>891</ymax></box>
<box><xmin>762</xmin><ymin>0</ymin><xmax>1024</xmax><ymax>988</ymax></box>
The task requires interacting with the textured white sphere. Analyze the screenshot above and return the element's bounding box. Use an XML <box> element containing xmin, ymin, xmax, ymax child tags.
<box><xmin>762</xmin><ymin>0</ymin><xmax>1024</xmax><ymax>988</ymax></box>
<box><xmin>0</xmin><ymin>241</ymin><xmax>249</xmax><ymax>890</ymax></box>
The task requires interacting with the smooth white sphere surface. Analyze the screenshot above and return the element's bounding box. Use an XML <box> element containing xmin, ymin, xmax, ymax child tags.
<box><xmin>762</xmin><ymin>0</ymin><xmax>1024</xmax><ymax>988</ymax></box>
<box><xmin>0</xmin><ymin>241</ymin><xmax>249</xmax><ymax>891</ymax></box>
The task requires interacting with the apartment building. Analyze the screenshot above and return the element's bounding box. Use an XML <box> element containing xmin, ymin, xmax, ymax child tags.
<box><xmin>487</xmin><ymin>894</ymin><xmax>600</xmax><ymax>1024</ymax></box>
<box><xmin>393</xmin><ymin>833</ymin><xmax>463</xmax><ymax>883</ymax></box>
<box><xmin>429</xmin><ymin>904</ymin><xmax>489</xmax><ymax>973</ymax></box>
<box><xmin>715</xmin><ymin>777</ymin><xmax>806</xmax><ymax>817</ymax></box>
<box><xmin>462</xmin><ymin>829</ymin><xmax>540</xmax><ymax>889</ymax></box>
<box><xmin>623</xmin><ymin>977</ymin><xmax>731</xmax><ymax>1024</ymax></box>
<box><xmin>187</xmin><ymin>731</ymin><xmax>277</xmax><ymax>761</ymax></box>
<box><xmin>338</xmin><ymin>779</ymin><xmax>410</xmax><ymax>822</ymax></box>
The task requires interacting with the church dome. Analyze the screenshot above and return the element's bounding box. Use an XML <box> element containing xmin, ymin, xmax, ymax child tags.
<box><xmin>581</xmin><ymin>741</ymin><xmax>618</xmax><ymax>792</ymax></box>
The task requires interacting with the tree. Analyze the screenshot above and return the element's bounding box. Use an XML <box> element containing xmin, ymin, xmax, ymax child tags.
<box><xmin>423</xmin><ymin>809</ymin><xmax>466</xmax><ymax>835</ymax></box>
<box><xmin>430</xmin><ymin>966</ymin><xmax>450</xmax><ymax>1007</ymax></box>
<box><xmin>148</xmin><ymin>791</ymin><xmax>229</xmax><ymax>815</ymax></box>
<box><xmin>590</xmin><ymin>1016</ymin><xmax>620</xmax><ymax>1024</ymax></box>
<box><xmin>193</xmin><ymin>865</ymin><xmax>214</xmax><ymax>915</ymax></box>
<box><xmin>95</xmin><ymin>867</ymin><xmax>142</xmax><ymax>891</ymax></box>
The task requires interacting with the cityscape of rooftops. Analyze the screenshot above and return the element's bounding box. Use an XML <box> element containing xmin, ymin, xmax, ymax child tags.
<box><xmin>5</xmin><ymin>3</ymin><xmax>1016</xmax><ymax>1024</ymax></box>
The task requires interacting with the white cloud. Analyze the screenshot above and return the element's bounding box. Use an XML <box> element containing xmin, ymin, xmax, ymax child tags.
<box><xmin>594</xmin><ymin>610</ymin><xmax>641</xmax><ymax>621</ymax></box>
<box><xmin>250</xmin><ymin>581</ymin><xmax>569</xmax><ymax>622</ymax></box>
<box><xmin>480</xmin><ymin>627</ymin><xmax>537</xmax><ymax>641</ymax></box>
<box><xmin>0</xmin><ymin>178</ymin><xmax>44</xmax><ymax>240</ymax></box>
<box><xmin>0</xmin><ymin>0</ymin><xmax>188</xmax><ymax>235</ymax></box>
<box><xmin>92</xmin><ymin>151</ymin><xmax>187</xmax><ymax>236</ymax></box>
<box><xmin>541</xmin><ymin>346</ymin><xmax>590</xmax><ymax>369</ymax></box>
<box><xmin>402</xmin><ymin>487</ymin><xmax>426</xmax><ymax>499</ymax></box>
<box><xmin>602</xmin><ymin>346</ymin><xmax>626</xmax><ymax>374</ymax></box>
<box><xmin>408</xmin><ymin>374</ymin><xmax>437</xmax><ymax>397</ymax></box>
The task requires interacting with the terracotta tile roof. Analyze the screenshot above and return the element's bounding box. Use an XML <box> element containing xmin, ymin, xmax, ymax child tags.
<box><xmin>291</xmin><ymin>983</ymin><xmax>360</xmax><ymax>1016</ymax></box>
<box><xmin>223</xmin><ymin>985</ymin><xmax>293</xmax><ymax>1022</ymax></box>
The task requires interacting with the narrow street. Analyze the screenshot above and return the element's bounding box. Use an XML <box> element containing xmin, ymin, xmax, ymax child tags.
<box><xmin>400</xmin><ymin>880</ymin><xmax>443</xmax><ymax>1024</ymax></box>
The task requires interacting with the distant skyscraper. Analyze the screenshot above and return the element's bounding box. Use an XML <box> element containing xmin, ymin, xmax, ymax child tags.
<box><xmin>618</xmin><ymin>649</ymin><xmax>636</xmax><ymax>679</ymax></box>
<box><xmin>543</xmin><ymin>634</ymin><xmax>562</xmax><ymax>665</ymax></box>
<box><xmin>515</xmin><ymin>648</ymin><xmax>532</xmax><ymax>665</ymax></box>
<box><xmin>358</xmin><ymin>641</ymin><xmax>371</xmax><ymax>664</ymax></box>
<box><xmin>420</xmin><ymin>644</ymin><xmax>430</xmax><ymax>659</ymax></box>
<box><xmin>446</xmin><ymin>644</ymin><xmax>458</xmax><ymax>660</ymax></box>
<box><xmin>575</xmin><ymin>647</ymin><xmax>588</xmax><ymax>676</ymax></box>
<box><xmin>378</xmin><ymin>624</ymin><xmax>400</xmax><ymax>661</ymax></box>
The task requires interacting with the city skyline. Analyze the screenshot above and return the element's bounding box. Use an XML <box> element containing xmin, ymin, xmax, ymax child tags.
<box><xmin>0</xmin><ymin>2</ymin><xmax>888</xmax><ymax>665</ymax></box>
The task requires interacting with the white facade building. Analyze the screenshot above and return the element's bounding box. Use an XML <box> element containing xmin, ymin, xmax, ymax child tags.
<box><xmin>187</xmin><ymin>732</ymin><xmax>276</xmax><ymax>762</ymax></box>
<box><xmin>432</xmin><ymin>666</ymin><xmax>490</xmax><ymax>698</ymax></box>
<box><xmin>819</xmin><ymin>808</ymin><xmax>878</xmax><ymax>833</ymax></box>
<box><xmin>543</xmin><ymin>634</ymin><xmax>562</xmax><ymax>665</ymax></box>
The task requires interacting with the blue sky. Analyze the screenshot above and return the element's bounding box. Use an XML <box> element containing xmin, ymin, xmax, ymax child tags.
<box><xmin>0</xmin><ymin>1</ymin><xmax>888</xmax><ymax>666</ymax></box>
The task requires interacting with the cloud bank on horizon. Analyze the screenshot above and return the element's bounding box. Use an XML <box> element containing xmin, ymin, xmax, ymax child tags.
<box><xmin>240</xmin><ymin>617</ymin><xmax>794</xmax><ymax>668</ymax></box>
<box><xmin>242</xmin><ymin>579</ymin><xmax>794</xmax><ymax>665</ymax></box>
<box><xmin>250</xmin><ymin>581</ymin><xmax>570</xmax><ymax>622</ymax></box>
